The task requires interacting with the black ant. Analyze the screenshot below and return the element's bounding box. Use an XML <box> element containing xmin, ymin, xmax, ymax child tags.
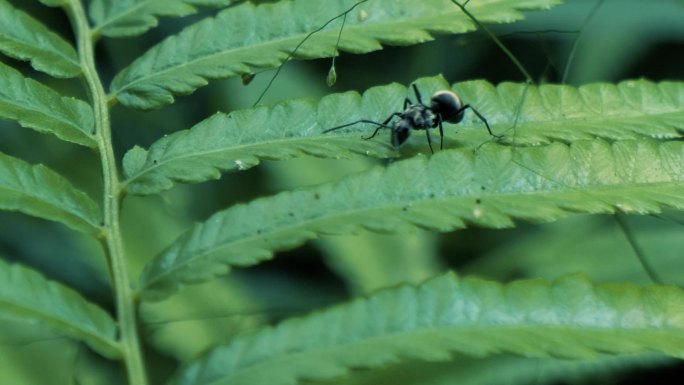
<box><xmin>323</xmin><ymin>84</ymin><xmax>500</xmax><ymax>153</ymax></box>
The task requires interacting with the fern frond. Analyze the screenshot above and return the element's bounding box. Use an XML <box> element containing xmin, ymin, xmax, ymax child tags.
<box><xmin>169</xmin><ymin>273</ymin><xmax>684</xmax><ymax>385</ymax></box>
<box><xmin>0</xmin><ymin>0</ymin><xmax>80</xmax><ymax>78</ymax></box>
<box><xmin>122</xmin><ymin>77</ymin><xmax>684</xmax><ymax>195</ymax></box>
<box><xmin>110</xmin><ymin>0</ymin><xmax>560</xmax><ymax>109</ymax></box>
<box><xmin>138</xmin><ymin>138</ymin><xmax>684</xmax><ymax>300</ymax></box>
<box><xmin>89</xmin><ymin>0</ymin><xmax>235</xmax><ymax>38</ymax></box>
<box><xmin>0</xmin><ymin>259</ymin><xmax>119</xmax><ymax>358</ymax></box>
<box><xmin>0</xmin><ymin>62</ymin><xmax>96</xmax><ymax>147</ymax></box>
<box><xmin>0</xmin><ymin>152</ymin><xmax>102</xmax><ymax>235</ymax></box>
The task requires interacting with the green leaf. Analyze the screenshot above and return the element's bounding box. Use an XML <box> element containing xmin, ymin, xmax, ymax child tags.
<box><xmin>0</xmin><ymin>0</ymin><xmax>80</xmax><ymax>78</ymax></box>
<box><xmin>168</xmin><ymin>273</ymin><xmax>684</xmax><ymax>385</ymax></box>
<box><xmin>0</xmin><ymin>258</ymin><xmax>119</xmax><ymax>358</ymax></box>
<box><xmin>110</xmin><ymin>0</ymin><xmax>561</xmax><ymax>109</ymax></box>
<box><xmin>0</xmin><ymin>152</ymin><xmax>102</xmax><ymax>235</ymax></box>
<box><xmin>89</xmin><ymin>0</ymin><xmax>236</xmax><ymax>38</ymax></box>
<box><xmin>122</xmin><ymin>77</ymin><xmax>684</xmax><ymax>195</ymax></box>
<box><xmin>0</xmin><ymin>61</ymin><xmax>96</xmax><ymax>147</ymax></box>
<box><xmin>139</xmin><ymin>138</ymin><xmax>684</xmax><ymax>300</ymax></box>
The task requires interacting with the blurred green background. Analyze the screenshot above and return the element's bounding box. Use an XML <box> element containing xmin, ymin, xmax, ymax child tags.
<box><xmin>1</xmin><ymin>0</ymin><xmax>684</xmax><ymax>384</ymax></box>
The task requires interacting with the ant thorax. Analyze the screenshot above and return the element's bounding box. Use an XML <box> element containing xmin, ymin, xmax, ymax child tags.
<box><xmin>402</xmin><ymin>104</ymin><xmax>435</xmax><ymax>130</ymax></box>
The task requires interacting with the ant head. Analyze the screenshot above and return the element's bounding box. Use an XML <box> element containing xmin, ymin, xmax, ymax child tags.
<box><xmin>430</xmin><ymin>90</ymin><xmax>464</xmax><ymax>124</ymax></box>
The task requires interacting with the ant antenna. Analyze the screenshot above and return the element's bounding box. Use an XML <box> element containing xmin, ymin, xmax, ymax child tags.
<box><xmin>252</xmin><ymin>0</ymin><xmax>369</xmax><ymax>107</ymax></box>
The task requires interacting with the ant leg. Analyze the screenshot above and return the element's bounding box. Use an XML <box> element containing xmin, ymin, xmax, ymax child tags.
<box><xmin>323</xmin><ymin>117</ymin><xmax>396</xmax><ymax>134</ymax></box>
<box><xmin>358</xmin><ymin>112</ymin><xmax>404</xmax><ymax>139</ymax></box>
<box><xmin>382</xmin><ymin>112</ymin><xmax>402</xmax><ymax>125</ymax></box>
<box><xmin>454</xmin><ymin>104</ymin><xmax>502</xmax><ymax>139</ymax></box>
<box><xmin>425</xmin><ymin>130</ymin><xmax>434</xmax><ymax>154</ymax></box>
<box><xmin>412</xmin><ymin>84</ymin><xmax>424</xmax><ymax>104</ymax></box>
<box><xmin>437</xmin><ymin>114</ymin><xmax>444</xmax><ymax>150</ymax></box>
<box><xmin>364</xmin><ymin>124</ymin><xmax>388</xmax><ymax>140</ymax></box>
<box><xmin>361</xmin><ymin>112</ymin><xmax>403</xmax><ymax>139</ymax></box>
<box><xmin>404</xmin><ymin>98</ymin><xmax>412</xmax><ymax>109</ymax></box>
<box><xmin>391</xmin><ymin>127</ymin><xmax>410</xmax><ymax>150</ymax></box>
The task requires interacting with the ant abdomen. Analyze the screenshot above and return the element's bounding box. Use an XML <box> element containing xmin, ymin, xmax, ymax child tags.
<box><xmin>430</xmin><ymin>90</ymin><xmax>465</xmax><ymax>124</ymax></box>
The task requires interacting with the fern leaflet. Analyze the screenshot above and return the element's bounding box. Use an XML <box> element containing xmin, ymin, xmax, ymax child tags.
<box><xmin>139</xmin><ymin>138</ymin><xmax>684</xmax><ymax>300</ymax></box>
<box><xmin>0</xmin><ymin>152</ymin><xmax>102</xmax><ymax>235</ymax></box>
<box><xmin>169</xmin><ymin>273</ymin><xmax>684</xmax><ymax>385</ymax></box>
<box><xmin>0</xmin><ymin>0</ymin><xmax>80</xmax><ymax>78</ymax></box>
<box><xmin>0</xmin><ymin>259</ymin><xmax>119</xmax><ymax>358</ymax></box>
<box><xmin>89</xmin><ymin>0</ymin><xmax>236</xmax><ymax>38</ymax></box>
<box><xmin>0</xmin><ymin>61</ymin><xmax>96</xmax><ymax>147</ymax></box>
<box><xmin>110</xmin><ymin>0</ymin><xmax>561</xmax><ymax>109</ymax></box>
<box><xmin>123</xmin><ymin>77</ymin><xmax>684</xmax><ymax>195</ymax></box>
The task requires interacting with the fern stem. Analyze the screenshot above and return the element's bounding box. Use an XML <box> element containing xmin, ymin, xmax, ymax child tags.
<box><xmin>451</xmin><ymin>0</ymin><xmax>533</xmax><ymax>82</ymax></box>
<box><xmin>65</xmin><ymin>1</ymin><xmax>147</xmax><ymax>384</ymax></box>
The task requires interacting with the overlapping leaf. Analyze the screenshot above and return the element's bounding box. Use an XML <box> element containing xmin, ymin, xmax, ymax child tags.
<box><xmin>110</xmin><ymin>0</ymin><xmax>561</xmax><ymax>109</ymax></box>
<box><xmin>139</xmin><ymin>138</ymin><xmax>684</xmax><ymax>300</ymax></box>
<box><xmin>0</xmin><ymin>152</ymin><xmax>102</xmax><ymax>234</ymax></box>
<box><xmin>169</xmin><ymin>273</ymin><xmax>684</xmax><ymax>385</ymax></box>
<box><xmin>89</xmin><ymin>0</ymin><xmax>236</xmax><ymax>38</ymax></box>
<box><xmin>0</xmin><ymin>258</ymin><xmax>119</xmax><ymax>358</ymax></box>
<box><xmin>0</xmin><ymin>62</ymin><xmax>95</xmax><ymax>147</ymax></box>
<box><xmin>123</xmin><ymin>77</ymin><xmax>684</xmax><ymax>196</ymax></box>
<box><xmin>0</xmin><ymin>0</ymin><xmax>80</xmax><ymax>78</ymax></box>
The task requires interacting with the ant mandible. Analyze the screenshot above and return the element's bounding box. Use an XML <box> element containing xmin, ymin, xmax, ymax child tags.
<box><xmin>323</xmin><ymin>84</ymin><xmax>500</xmax><ymax>153</ymax></box>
